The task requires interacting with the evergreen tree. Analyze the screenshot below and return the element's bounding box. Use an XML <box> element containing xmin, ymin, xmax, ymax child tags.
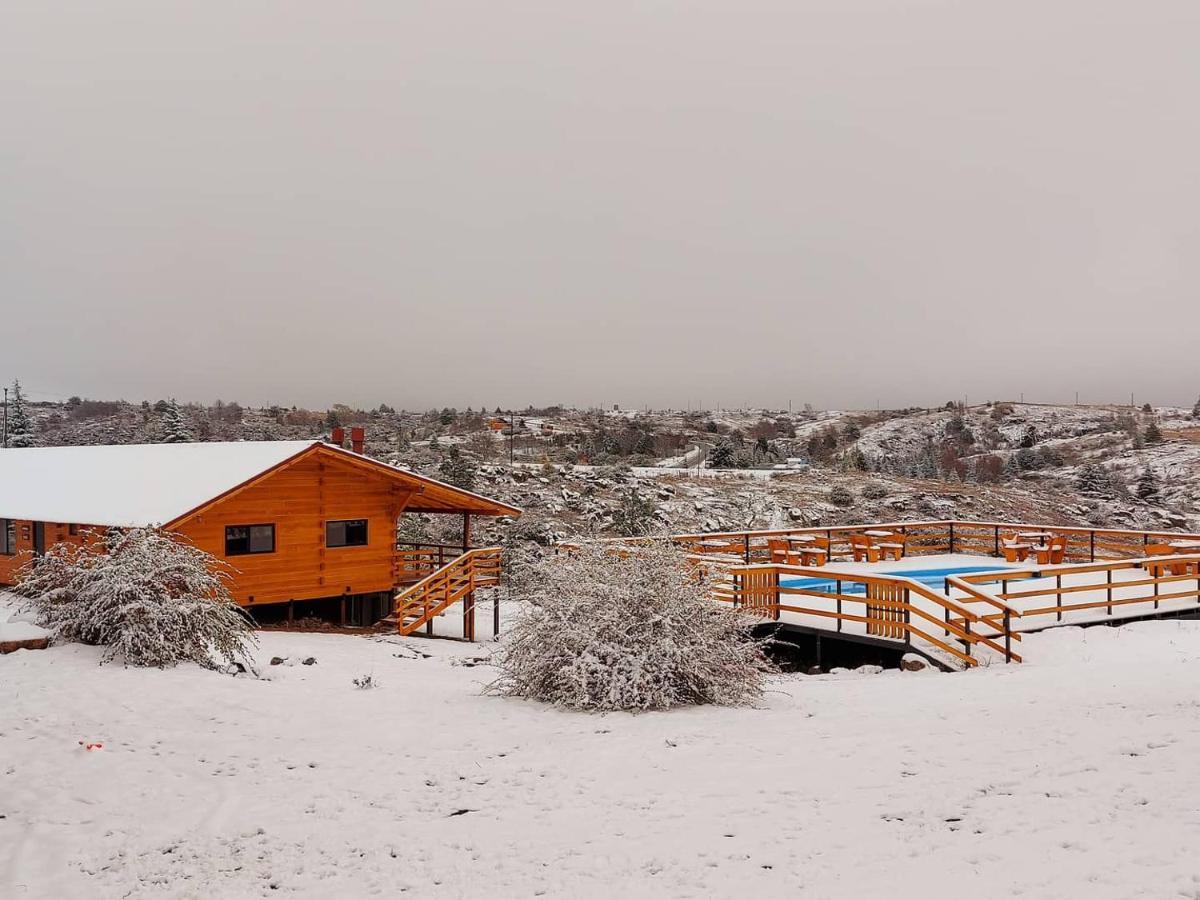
<box><xmin>160</xmin><ymin>399</ymin><xmax>194</xmax><ymax>443</ymax></box>
<box><xmin>6</xmin><ymin>380</ymin><xmax>35</xmax><ymax>447</ymax></box>
<box><xmin>438</xmin><ymin>446</ymin><xmax>477</xmax><ymax>490</ymax></box>
<box><xmin>1192</xmin><ymin>397</ymin><xmax>1200</xmax><ymax>419</ymax></box>
<box><xmin>1144</xmin><ymin>421</ymin><xmax>1163</xmax><ymax>444</ymax></box>
<box><xmin>1136</xmin><ymin>467</ymin><xmax>1160</xmax><ymax>501</ymax></box>
<box><xmin>708</xmin><ymin>439</ymin><xmax>736</xmax><ymax>469</ymax></box>
<box><xmin>1076</xmin><ymin>462</ymin><xmax>1113</xmax><ymax>496</ymax></box>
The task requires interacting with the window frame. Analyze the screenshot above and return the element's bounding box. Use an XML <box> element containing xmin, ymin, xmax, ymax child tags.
<box><xmin>0</xmin><ymin>519</ymin><xmax>13</xmax><ymax>555</ymax></box>
<box><xmin>224</xmin><ymin>523</ymin><xmax>276</xmax><ymax>557</ymax></box>
<box><xmin>326</xmin><ymin>518</ymin><xmax>369</xmax><ymax>549</ymax></box>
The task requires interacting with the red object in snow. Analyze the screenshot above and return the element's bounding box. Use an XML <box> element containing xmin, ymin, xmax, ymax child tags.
<box><xmin>351</xmin><ymin>426</ymin><xmax>365</xmax><ymax>454</ymax></box>
<box><xmin>78</xmin><ymin>741</ymin><xmax>104</xmax><ymax>751</ymax></box>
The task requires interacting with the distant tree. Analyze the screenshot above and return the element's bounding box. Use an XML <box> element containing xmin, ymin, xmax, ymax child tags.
<box><xmin>829</xmin><ymin>485</ymin><xmax>854</xmax><ymax>507</ymax></box>
<box><xmin>1144</xmin><ymin>421</ymin><xmax>1163</xmax><ymax>444</ymax></box>
<box><xmin>6</xmin><ymin>380</ymin><xmax>35</xmax><ymax>447</ymax></box>
<box><xmin>160</xmin><ymin>399</ymin><xmax>194</xmax><ymax>443</ymax></box>
<box><xmin>1076</xmin><ymin>462</ymin><xmax>1110</xmax><ymax>496</ymax></box>
<box><xmin>841</xmin><ymin>422</ymin><xmax>861</xmax><ymax>442</ymax></box>
<box><xmin>975</xmin><ymin>454</ymin><xmax>1004</xmax><ymax>483</ymax></box>
<box><xmin>1192</xmin><ymin>397</ymin><xmax>1200</xmax><ymax>419</ymax></box>
<box><xmin>1136</xmin><ymin>467</ymin><xmax>1160</xmax><ymax>501</ymax></box>
<box><xmin>611</xmin><ymin>489</ymin><xmax>659</xmax><ymax>537</ymax></box>
<box><xmin>1018</xmin><ymin>425</ymin><xmax>1038</xmax><ymax>448</ymax></box>
<box><xmin>438</xmin><ymin>446</ymin><xmax>477</xmax><ymax>490</ymax></box>
<box><xmin>708</xmin><ymin>439</ymin><xmax>736</xmax><ymax>469</ymax></box>
<box><xmin>1141</xmin><ymin>402</ymin><xmax>1153</xmax><ymax>414</ymax></box>
<box><xmin>325</xmin><ymin>409</ymin><xmax>341</xmax><ymax>429</ymax></box>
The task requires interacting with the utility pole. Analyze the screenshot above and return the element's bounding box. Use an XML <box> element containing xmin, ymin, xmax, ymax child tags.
<box><xmin>509</xmin><ymin>410</ymin><xmax>515</xmax><ymax>466</ymax></box>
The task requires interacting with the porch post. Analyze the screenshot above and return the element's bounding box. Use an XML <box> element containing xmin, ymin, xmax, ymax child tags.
<box><xmin>462</xmin><ymin>512</ymin><xmax>472</xmax><ymax>552</ymax></box>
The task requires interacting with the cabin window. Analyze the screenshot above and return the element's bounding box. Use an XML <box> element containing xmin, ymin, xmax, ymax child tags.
<box><xmin>0</xmin><ymin>519</ymin><xmax>14</xmax><ymax>555</ymax></box>
<box><xmin>225</xmin><ymin>524</ymin><xmax>276</xmax><ymax>556</ymax></box>
<box><xmin>68</xmin><ymin>524</ymin><xmax>80</xmax><ymax>537</ymax></box>
<box><xmin>326</xmin><ymin>519</ymin><xmax>368</xmax><ymax>548</ymax></box>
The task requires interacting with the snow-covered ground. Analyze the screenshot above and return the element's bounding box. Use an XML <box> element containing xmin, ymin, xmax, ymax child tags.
<box><xmin>5</xmin><ymin>594</ymin><xmax>1200</xmax><ymax>898</ymax></box>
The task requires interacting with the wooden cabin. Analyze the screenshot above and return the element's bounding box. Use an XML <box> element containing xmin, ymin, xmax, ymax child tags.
<box><xmin>0</xmin><ymin>441</ymin><xmax>520</xmax><ymax>624</ymax></box>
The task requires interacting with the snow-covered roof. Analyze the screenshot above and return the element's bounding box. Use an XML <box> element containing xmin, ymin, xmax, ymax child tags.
<box><xmin>0</xmin><ymin>441</ymin><xmax>320</xmax><ymax>528</ymax></box>
<box><xmin>0</xmin><ymin>440</ymin><xmax>522</xmax><ymax>527</ymax></box>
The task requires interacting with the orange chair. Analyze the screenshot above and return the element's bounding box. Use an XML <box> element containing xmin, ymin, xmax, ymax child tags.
<box><xmin>1034</xmin><ymin>535</ymin><xmax>1068</xmax><ymax>565</ymax></box>
<box><xmin>877</xmin><ymin>533</ymin><xmax>905</xmax><ymax>561</ymax></box>
<box><xmin>1146</xmin><ymin>543</ymin><xmax>1191</xmax><ymax>577</ymax></box>
<box><xmin>850</xmin><ymin>534</ymin><xmax>881</xmax><ymax>563</ymax></box>
<box><xmin>767</xmin><ymin>538</ymin><xmax>792</xmax><ymax>565</ymax></box>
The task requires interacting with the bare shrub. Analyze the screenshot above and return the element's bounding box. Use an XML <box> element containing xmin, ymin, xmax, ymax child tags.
<box><xmin>15</xmin><ymin>528</ymin><xmax>255</xmax><ymax>669</ymax></box>
<box><xmin>491</xmin><ymin>542</ymin><xmax>774</xmax><ymax>711</ymax></box>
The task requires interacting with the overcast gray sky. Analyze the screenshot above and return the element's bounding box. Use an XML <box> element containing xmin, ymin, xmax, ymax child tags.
<box><xmin>3</xmin><ymin>1</ymin><xmax>1198</xmax><ymax>411</ymax></box>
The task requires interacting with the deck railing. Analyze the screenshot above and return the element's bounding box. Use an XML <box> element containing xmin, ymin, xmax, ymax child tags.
<box><xmin>669</xmin><ymin>520</ymin><xmax>1200</xmax><ymax>565</ymax></box>
<box><xmin>393</xmin><ymin>547</ymin><xmax>503</xmax><ymax>639</ymax></box>
<box><xmin>949</xmin><ymin>554</ymin><xmax>1200</xmax><ymax>631</ymax></box>
<box><xmin>395</xmin><ymin>541</ymin><xmax>471</xmax><ymax>585</ymax></box>
<box><xmin>701</xmin><ymin>557</ymin><xmax>1022</xmax><ymax>668</ymax></box>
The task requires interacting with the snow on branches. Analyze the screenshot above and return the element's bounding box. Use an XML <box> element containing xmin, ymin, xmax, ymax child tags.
<box><xmin>15</xmin><ymin>527</ymin><xmax>255</xmax><ymax>669</ymax></box>
<box><xmin>492</xmin><ymin>542</ymin><xmax>774</xmax><ymax>711</ymax></box>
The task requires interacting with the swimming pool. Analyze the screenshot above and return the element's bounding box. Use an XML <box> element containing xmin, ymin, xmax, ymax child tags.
<box><xmin>780</xmin><ymin>564</ymin><xmax>1012</xmax><ymax>595</ymax></box>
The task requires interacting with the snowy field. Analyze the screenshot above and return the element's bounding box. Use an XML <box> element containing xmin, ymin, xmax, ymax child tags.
<box><xmin>5</xmin><ymin>594</ymin><xmax>1200</xmax><ymax>898</ymax></box>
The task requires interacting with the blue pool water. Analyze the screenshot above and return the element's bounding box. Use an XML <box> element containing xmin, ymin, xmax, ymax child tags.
<box><xmin>780</xmin><ymin>565</ymin><xmax>1011</xmax><ymax>595</ymax></box>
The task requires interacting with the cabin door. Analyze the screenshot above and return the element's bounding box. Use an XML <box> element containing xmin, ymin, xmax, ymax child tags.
<box><xmin>32</xmin><ymin>522</ymin><xmax>46</xmax><ymax>557</ymax></box>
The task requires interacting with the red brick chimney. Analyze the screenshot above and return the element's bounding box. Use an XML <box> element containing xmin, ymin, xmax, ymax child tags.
<box><xmin>350</xmin><ymin>426</ymin><xmax>365</xmax><ymax>454</ymax></box>
<box><xmin>331</xmin><ymin>426</ymin><xmax>345</xmax><ymax>447</ymax></box>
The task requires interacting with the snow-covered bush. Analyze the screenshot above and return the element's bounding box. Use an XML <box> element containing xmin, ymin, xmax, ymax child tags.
<box><xmin>829</xmin><ymin>485</ymin><xmax>854</xmax><ymax>507</ymax></box>
<box><xmin>15</xmin><ymin>528</ymin><xmax>255</xmax><ymax>669</ymax></box>
<box><xmin>860</xmin><ymin>481</ymin><xmax>889</xmax><ymax>500</ymax></box>
<box><xmin>492</xmin><ymin>542</ymin><xmax>774</xmax><ymax>711</ymax></box>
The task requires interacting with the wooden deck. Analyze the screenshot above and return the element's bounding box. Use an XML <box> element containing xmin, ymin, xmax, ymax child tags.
<box><xmin>702</xmin><ymin>547</ymin><xmax>1200</xmax><ymax>669</ymax></box>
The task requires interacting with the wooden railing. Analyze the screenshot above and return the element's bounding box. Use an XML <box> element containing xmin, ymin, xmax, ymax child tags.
<box><xmin>393</xmin><ymin>547</ymin><xmax>503</xmax><ymax>639</ymax></box>
<box><xmin>669</xmin><ymin>520</ymin><xmax>1200</xmax><ymax>565</ymax></box>
<box><xmin>395</xmin><ymin>541</ymin><xmax>471</xmax><ymax>585</ymax></box>
<box><xmin>950</xmin><ymin>554</ymin><xmax>1200</xmax><ymax>629</ymax></box>
<box><xmin>703</xmin><ymin>558</ymin><xmax>1022</xmax><ymax>668</ymax></box>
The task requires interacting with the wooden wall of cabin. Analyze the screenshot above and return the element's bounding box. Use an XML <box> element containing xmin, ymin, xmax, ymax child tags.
<box><xmin>172</xmin><ymin>454</ymin><xmax>414</xmax><ymax>607</ymax></box>
<box><xmin>0</xmin><ymin>520</ymin><xmax>98</xmax><ymax>585</ymax></box>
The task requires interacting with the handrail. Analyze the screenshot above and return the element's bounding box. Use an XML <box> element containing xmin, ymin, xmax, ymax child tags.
<box><xmin>711</xmin><ymin>561</ymin><xmax>1022</xmax><ymax>667</ymax></box>
<box><xmin>394</xmin><ymin>547</ymin><xmax>503</xmax><ymax>638</ymax></box>
<box><xmin>950</xmin><ymin>554</ymin><xmax>1200</xmax><ymax>628</ymax></box>
<box><xmin>570</xmin><ymin>520</ymin><xmax>1200</xmax><ymax>567</ymax></box>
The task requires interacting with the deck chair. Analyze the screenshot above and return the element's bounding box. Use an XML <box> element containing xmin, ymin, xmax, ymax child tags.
<box><xmin>850</xmin><ymin>534</ymin><xmax>881</xmax><ymax>563</ymax></box>
<box><xmin>1047</xmin><ymin>535</ymin><xmax>1067</xmax><ymax>564</ymax></box>
<box><xmin>876</xmin><ymin>533</ymin><xmax>905</xmax><ymax>561</ymax></box>
<box><xmin>767</xmin><ymin>538</ymin><xmax>792</xmax><ymax>565</ymax></box>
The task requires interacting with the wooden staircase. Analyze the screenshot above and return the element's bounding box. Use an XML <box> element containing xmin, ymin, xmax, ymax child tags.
<box><xmin>392</xmin><ymin>547</ymin><xmax>503</xmax><ymax>637</ymax></box>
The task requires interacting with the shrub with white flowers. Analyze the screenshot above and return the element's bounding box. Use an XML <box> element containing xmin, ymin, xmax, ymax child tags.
<box><xmin>15</xmin><ymin>527</ymin><xmax>255</xmax><ymax>669</ymax></box>
<box><xmin>492</xmin><ymin>542</ymin><xmax>774</xmax><ymax>711</ymax></box>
